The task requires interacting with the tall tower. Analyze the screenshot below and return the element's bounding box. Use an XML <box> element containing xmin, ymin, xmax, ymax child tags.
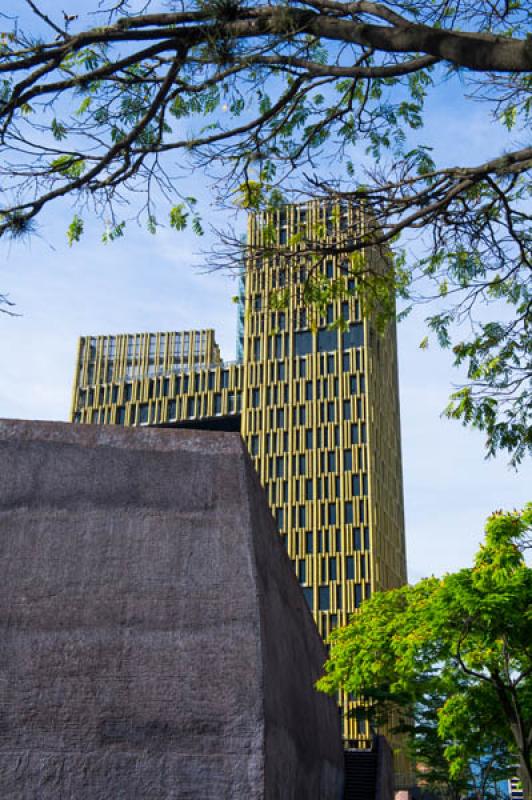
<box><xmin>71</xmin><ymin>201</ymin><xmax>407</xmax><ymax>745</ymax></box>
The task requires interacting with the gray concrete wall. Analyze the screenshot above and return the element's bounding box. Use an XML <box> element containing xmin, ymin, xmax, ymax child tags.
<box><xmin>0</xmin><ymin>420</ymin><xmax>343</xmax><ymax>800</ymax></box>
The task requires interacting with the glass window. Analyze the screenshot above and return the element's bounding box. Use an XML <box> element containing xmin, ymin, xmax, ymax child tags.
<box><xmin>317</xmin><ymin>328</ymin><xmax>337</xmax><ymax>353</ymax></box>
<box><xmin>299</xmin><ymin>506</ymin><xmax>306</xmax><ymax>527</ymax></box>
<box><xmin>303</xmin><ymin>587</ymin><xmax>313</xmax><ymax>610</ymax></box>
<box><xmin>354</xmin><ymin>528</ymin><xmax>361</xmax><ymax>551</ymax></box>
<box><xmin>353</xmin><ymin>475</ymin><xmax>361</xmax><ymax>495</ymax></box>
<box><xmin>330</xmin><ymin>557</ymin><xmax>337</xmax><ymax>581</ymax></box>
<box><xmin>319</xmin><ymin>587</ymin><xmax>330</xmax><ymax>610</ymax></box>
<box><xmin>305</xmin><ymin>479</ymin><xmax>313</xmax><ymax>500</ymax></box>
<box><xmin>328</xmin><ymin>452</ymin><xmax>336</xmax><ymax>472</ymax></box>
<box><xmin>355</xmin><ymin>584</ymin><xmax>362</xmax><ymax>608</ymax></box>
<box><xmin>364</xmin><ymin>527</ymin><xmax>370</xmax><ymax>549</ymax></box>
<box><xmin>306</xmin><ymin>531</ymin><xmax>313</xmax><ymax>554</ymax></box>
<box><xmin>342</xmin><ymin>323</ymin><xmax>364</xmax><ymax>350</ymax></box>
<box><xmin>276</xmin><ymin>508</ymin><xmax>284</xmax><ymax>528</ymax></box>
<box><xmin>214</xmin><ymin>394</ymin><xmax>222</xmax><ymax>414</ymax></box>
<box><xmin>168</xmin><ymin>399</ymin><xmax>177</xmax><ymax>419</ymax></box>
<box><xmin>298</xmin><ymin>560</ymin><xmax>306</xmax><ymax>584</ymax></box>
<box><xmin>346</xmin><ymin>556</ymin><xmax>354</xmax><ymax>580</ymax></box>
<box><xmin>251</xmin><ymin>435</ymin><xmax>259</xmax><ymax>455</ymax></box>
<box><xmin>351</xmin><ymin>424</ymin><xmax>359</xmax><ymax>444</ymax></box>
<box><xmin>328</xmin><ymin>504</ymin><xmax>337</xmax><ymax>525</ymax></box>
<box><xmin>327</xmin><ymin>402</ymin><xmax>335</xmax><ymax>422</ymax></box>
<box><xmin>295</xmin><ymin>331</ymin><xmax>312</xmax><ymax>356</ymax></box>
<box><xmin>139</xmin><ymin>403</ymin><xmax>149</xmax><ymax>424</ymax></box>
<box><xmin>343</xmin><ymin>400</ymin><xmax>351</xmax><ymax>420</ymax></box>
<box><xmin>345</xmin><ymin>501</ymin><xmax>353</xmax><ymax>524</ymax></box>
<box><xmin>305</xmin><ymin>429</ymin><xmax>313</xmax><ymax>449</ymax></box>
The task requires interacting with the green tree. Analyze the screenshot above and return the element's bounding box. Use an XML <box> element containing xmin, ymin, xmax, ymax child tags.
<box><xmin>318</xmin><ymin>504</ymin><xmax>532</xmax><ymax>799</ymax></box>
<box><xmin>0</xmin><ymin>1</ymin><xmax>530</xmax><ymax>458</ymax></box>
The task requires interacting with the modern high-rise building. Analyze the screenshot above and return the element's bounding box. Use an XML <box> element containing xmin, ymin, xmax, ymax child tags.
<box><xmin>71</xmin><ymin>201</ymin><xmax>407</xmax><ymax>746</ymax></box>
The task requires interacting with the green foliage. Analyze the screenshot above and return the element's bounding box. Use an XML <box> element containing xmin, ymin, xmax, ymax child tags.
<box><xmin>102</xmin><ymin>220</ymin><xmax>126</xmax><ymax>243</ymax></box>
<box><xmin>67</xmin><ymin>215</ymin><xmax>84</xmax><ymax>246</ymax></box>
<box><xmin>319</xmin><ymin>504</ymin><xmax>532</xmax><ymax>798</ymax></box>
<box><xmin>169</xmin><ymin>204</ymin><xmax>189</xmax><ymax>231</ymax></box>
<box><xmin>50</xmin><ymin>155</ymin><xmax>86</xmax><ymax>179</ymax></box>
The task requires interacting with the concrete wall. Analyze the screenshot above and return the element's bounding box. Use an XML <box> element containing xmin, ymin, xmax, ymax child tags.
<box><xmin>0</xmin><ymin>420</ymin><xmax>343</xmax><ymax>800</ymax></box>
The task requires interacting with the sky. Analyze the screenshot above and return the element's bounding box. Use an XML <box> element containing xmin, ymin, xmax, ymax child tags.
<box><xmin>0</xmin><ymin>5</ymin><xmax>530</xmax><ymax>582</ymax></box>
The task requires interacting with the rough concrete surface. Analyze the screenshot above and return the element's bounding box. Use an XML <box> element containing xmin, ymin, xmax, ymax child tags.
<box><xmin>0</xmin><ymin>419</ymin><xmax>343</xmax><ymax>799</ymax></box>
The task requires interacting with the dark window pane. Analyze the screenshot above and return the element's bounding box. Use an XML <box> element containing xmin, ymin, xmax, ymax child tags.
<box><xmin>342</xmin><ymin>322</ymin><xmax>364</xmax><ymax>350</ymax></box>
<box><xmin>295</xmin><ymin>331</ymin><xmax>313</xmax><ymax>356</ymax></box>
<box><xmin>317</xmin><ymin>328</ymin><xmax>337</xmax><ymax>353</ymax></box>
<box><xmin>346</xmin><ymin>556</ymin><xmax>354</xmax><ymax>580</ymax></box>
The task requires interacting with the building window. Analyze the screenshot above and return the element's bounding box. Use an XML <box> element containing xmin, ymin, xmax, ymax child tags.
<box><xmin>353</xmin><ymin>475</ymin><xmax>361</xmax><ymax>495</ymax></box>
<box><xmin>317</xmin><ymin>328</ymin><xmax>337</xmax><ymax>353</ymax></box>
<box><xmin>330</xmin><ymin>557</ymin><xmax>337</xmax><ymax>580</ymax></box>
<box><xmin>303</xmin><ymin>587</ymin><xmax>313</xmax><ymax>610</ymax></box>
<box><xmin>295</xmin><ymin>331</ymin><xmax>312</xmax><ymax>356</ymax></box>
<box><xmin>275</xmin><ymin>508</ymin><xmax>284</xmax><ymax>529</ymax></box>
<box><xmin>342</xmin><ymin>323</ymin><xmax>364</xmax><ymax>350</ymax></box>
<box><xmin>305</xmin><ymin>479</ymin><xmax>313</xmax><ymax>500</ymax></box>
<box><xmin>354</xmin><ymin>528</ymin><xmax>361</xmax><ymax>551</ymax></box>
<box><xmin>306</xmin><ymin>531</ymin><xmax>313</xmax><ymax>554</ymax></box>
<box><xmin>214</xmin><ymin>394</ymin><xmax>222</xmax><ymax>414</ymax></box>
<box><xmin>345</xmin><ymin>501</ymin><xmax>353</xmax><ymax>524</ymax></box>
<box><xmin>319</xmin><ymin>587</ymin><xmax>330</xmax><ymax>610</ymax></box>
<box><xmin>344</xmin><ymin>449</ymin><xmax>352</xmax><ymax>470</ymax></box>
<box><xmin>168</xmin><ymin>400</ymin><xmax>177</xmax><ymax>419</ymax></box>
<box><xmin>298</xmin><ymin>560</ymin><xmax>306</xmax><ymax>584</ymax></box>
<box><xmin>355</xmin><ymin>584</ymin><xmax>362</xmax><ymax>608</ymax></box>
<box><xmin>364</xmin><ymin>527</ymin><xmax>370</xmax><ymax>549</ymax></box>
<box><xmin>328</xmin><ymin>504</ymin><xmax>337</xmax><ymax>525</ymax></box>
<box><xmin>139</xmin><ymin>403</ymin><xmax>149</xmax><ymax>424</ymax></box>
<box><xmin>346</xmin><ymin>556</ymin><xmax>354</xmax><ymax>580</ymax></box>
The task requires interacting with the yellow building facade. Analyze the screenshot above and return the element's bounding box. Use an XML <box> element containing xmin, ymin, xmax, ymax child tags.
<box><xmin>71</xmin><ymin>202</ymin><xmax>407</xmax><ymax>746</ymax></box>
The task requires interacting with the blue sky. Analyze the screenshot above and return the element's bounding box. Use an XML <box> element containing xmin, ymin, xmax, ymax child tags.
<box><xmin>0</xmin><ymin>6</ymin><xmax>529</xmax><ymax>581</ymax></box>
